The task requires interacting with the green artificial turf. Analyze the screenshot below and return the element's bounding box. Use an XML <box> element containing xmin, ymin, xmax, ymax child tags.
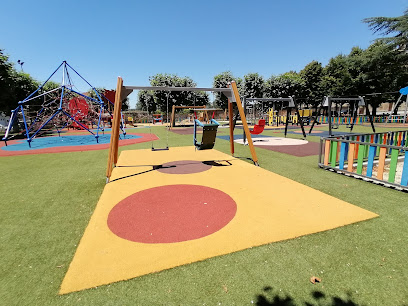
<box><xmin>0</xmin><ymin>125</ymin><xmax>407</xmax><ymax>305</ymax></box>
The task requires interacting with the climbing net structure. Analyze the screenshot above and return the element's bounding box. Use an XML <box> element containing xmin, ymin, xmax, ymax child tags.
<box><xmin>3</xmin><ymin>61</ymin><xmax>125</xmax><ymax>146</ymax></box>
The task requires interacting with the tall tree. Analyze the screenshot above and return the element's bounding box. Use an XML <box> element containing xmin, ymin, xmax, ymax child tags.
<box><xmin>0</xmin><ymin>49</ymin><xmax>39</xmax><ymax>114</ymax></box>
<box><xmin>300</xmin><ymin>61</ymin><xmax>325</xmax><ymax>107</ymax></box>
<box><xmin>363</xmin><ymin>9</ymin><xmax>408</xmax><ymax>51</ymax></box>
<box><xmin>265</xmin><ymin>72</ymin><xmax>305</xmax><ymax>98</ymax></box>
<box><xmin>243</xmin><ymin>73</ymin><xmax>265</xmax><ymax>98</ymax></box>
<box><xmin>212</xmin><ymin>71</ymin><xmax>243</xmax><ymax>109</ymax></box>
<box><xmin>322</xmin><ymin>54</ymin><xmax>353</xmax><ymax>97</ymax></box>
<box><xmin>348</xmin><ymin>42</ymin><xmax>408</xmax><ymax>115</ymax></box>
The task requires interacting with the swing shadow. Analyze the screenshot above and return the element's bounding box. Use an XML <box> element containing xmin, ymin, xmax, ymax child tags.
<box><xmin>109</xmin><ymin>160</ymin><xmax>232</xmax><ymax>183</ymax></box>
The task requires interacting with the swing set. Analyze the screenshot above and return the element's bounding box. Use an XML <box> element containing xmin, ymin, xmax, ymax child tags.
<box><xmin>106</xmin><ymin>78</ymin><xmax>259</xmax><ymax>182</ymax></box>
<box><xmin>169</xmin><ymin>105</ymin><xmax>206</xmax><ymax>128</ymax></box>
<box><xmin>309</xmin><ymin>96</ymin><xmax>375</xmax><ymax>136</ymax></box>
<box><xmin>242</xmin><ymin>97</ymin><xmax>307</xmax><ymax>142</ymax></box>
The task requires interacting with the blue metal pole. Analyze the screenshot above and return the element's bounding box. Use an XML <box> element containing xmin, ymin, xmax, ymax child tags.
<box><xmin>22</xmin><ymin>62</ymin><xmax>64</xmax><ymax>102</ymax></box>
<box><xmin>18</xmin><ymin>87</ymin><xmax>61</xmax><ymax>106</ymax></box>
<box><xmin>100</xmin><ymin>93</ymin><xmax>114</xmax><ymax>106</ymax></box>
<box><xmin>27</xmin><ymin>107</ymin><xmax>46</xmax><ymax>133</ymax></box>
<box><xmin>96</xmin><ymin>107</ymin><xmax>104</xmax><ymax>140</ymax></box>
<box><xmin>20</xmin><ymin>105</ymin><xmax>31</xmax><ymax>145</ymax></box>
<box><xmin>65</xmin><ymin>62</ymin><xmax>96</xmax><ymax>89</ymax></box>
<box><xmin>61</xmin><ymin>110</ymin><xmax>95</xmax><ymax>136</ymax></box>
<box><xmin>67</xmin><ymin>88</ymin><xmax>99</xmax><ymax>103</ymax></box>
<box><xmin>29</xmin><ymin>109</ymin><xmax>61</xmax><ymax>142</ymax></box>
<box><xmin>57</xmin><ymin>119</ymin><xmax>72</xmax><ymax>135</ymax></box>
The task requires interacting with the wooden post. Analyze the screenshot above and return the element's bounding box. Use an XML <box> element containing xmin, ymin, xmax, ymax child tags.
<box><xmin>106</xmin><ymin>77</ymin><xmax>123</xmax><ymax>182</ymax></box>
<box><xmin>113</xmin><ymin>84</ymin><xmax>123</xmax><ymax>166</ymax></box>
<box><xmin>230</xmin><ymin>81</ymin><xmax>259</xmax><ymax>165</ymax></box>
<box><xmin>228</xmin><ymin>100</ymin><xmax>234</xmax><ymax>155</ymax></box>
<box><xmin>170</xmin><ymin>105</ymin><xmax>176</xmax><ymax>128</ymax></box>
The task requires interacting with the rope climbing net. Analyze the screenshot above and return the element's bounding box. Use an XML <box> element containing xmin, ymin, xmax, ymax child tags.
<box><xmin>3</xmin><ymin>61</ymin><xmax>125</xmax><ymax>147</ymax></box>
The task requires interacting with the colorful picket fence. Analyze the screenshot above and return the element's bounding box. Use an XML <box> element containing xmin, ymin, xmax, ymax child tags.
<box><xmin>315</xmin><ymin>115</ymin><xmax>404</xmax><ymax>125</ymax></box>
<box><xmin>318</xmin><ymin>130</ymin><xmax>408</xmax><ymax>190</ymax></box>
<box><xmin>316</xmin><ymin>116</ymin><xmax>371</xmax><ymax>125</ymax></box>
<box><xmin>387</xmin><ymin>115</ymin><xmax>407</xmax><ymax>123</ymax></box>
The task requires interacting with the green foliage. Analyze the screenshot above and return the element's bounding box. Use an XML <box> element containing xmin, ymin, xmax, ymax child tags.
<box><xmin>243</xmin><ymin>72</ymin><xmax>265</xmax><ymax>98</ymax></box>
<box><xmin>212</xmin><ymin>71</ymin><xmax>243</xmax><ymax>109</ymax></box>
<box><xmin>322</xmin><ymin>42</ymin><xmax>408</xmax><ymax>114</ymax></box>
<box><xmin>300</xmin><ymin>61</ymin><xmax>325</xmax><ymax>107</ymax></box>
<box><xmin>137</xmin><ymin>73</ymin><xmax>209</xmax><ymax>113</ymax></box>
<box><xmin>0</xmin><ymin>49</ymin><xmax>39</xmax><ymax>114</ymax></box>
<box><xmin>363</xmin><ymin>9</ymin><xmax>408</xmax><ymax>51</ymax></box>
<box><xmin>322</xmin><ymin>54</ymin><xmax>353</xmax><ymax>96</ymax></box>
<box><xmin>42</xmin><ymin>80</ymin><xmax>60</xmax><ymax>92</ymax></box>
<box><xmin>265</xmin><ymin>71</ymin><xmax>305</xmax><ymax>99</ymax></box>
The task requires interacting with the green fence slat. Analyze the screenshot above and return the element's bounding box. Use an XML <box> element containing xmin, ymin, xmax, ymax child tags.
<box><xmin>331</xmin><ymin>141</ymin><xmax>338</xmax><ymax>167</ymax></box>
<box><xmin>356</xmin><ymin>144</ymin><xmax>365</xmax><ymax>174</ymax></box>
<box><xmin>388</xmin><ymin>148</ymin><xmax>399</xmax><ymax>183</ymax></box>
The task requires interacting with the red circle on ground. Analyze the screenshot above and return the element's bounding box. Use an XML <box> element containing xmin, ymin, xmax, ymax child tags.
<box><xmin>157</xmin><ymin>160</ymin><xmax>212</xmax><ymax>174</ymax></box>
<box><xmin>107</xmin><ymin>185</ymin><xmax>237</xmax><ymax>243</ymax></box>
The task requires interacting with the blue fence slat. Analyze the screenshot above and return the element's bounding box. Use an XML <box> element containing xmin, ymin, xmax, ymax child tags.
<box><xmin>366</xmin><ymin>146</ymin><xmax>376</xmax><ymax>177</ymax></box>
<box><xmin>401</xmin><ymin>151</ymin><xmax>408</xmax><ymax>186</ymax></box>
<box><xmin>339</xmin><ymin>142</ymin><xmax>347</xmax><ymax>170</ymax></box>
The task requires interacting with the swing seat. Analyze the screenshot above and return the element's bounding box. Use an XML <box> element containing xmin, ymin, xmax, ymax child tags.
<box><xmin>250</xmin><ymin>119</ymin><xmax>266</xmax><ymax>135</ymax></box>
<box><xmin>194</xmin><ymin>119</ymin><xmax>219</xmax><ymax>150</ymax></box>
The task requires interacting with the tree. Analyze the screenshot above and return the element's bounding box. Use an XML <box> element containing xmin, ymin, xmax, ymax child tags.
<box><xmin>41</xmin><ymin>80</ymin><xmax>60</xmax><ymax>92</ymax></box>
<box><xmin>265</xmin><ymin>72</ymin><xmax>305</xmax><ymax>98</ymax></box>
<box><xmin>0</xmin><ymin>49</ymin><xmax>39</xmax><ymax>114</ymax></box>
<box><xmin>138</xmin><ymin>90</ymin><xmax>156</xmax><ymax>113</ymax></box>
<box><xmin>137</xmin><ymin>73</ymin><xmax>209</xmax><ymax>112</ymax></box>
<box><xmin>321</xmin><ymin>42</ymin><xmax>408</xmax><ymax>115</ymax></box>
<box><xmin>299</xmin><ymin>61</ymin><xmax>325</xmax><ymax>108</ymax></box>
<box><xmin>243</xmin><ymin>73</ymin><xmax>265</xmax><ymax>98</ymax></box>
<box><xmin>348</xmin><ymin>42</ymin><xmax>408</xmax><ymax>115</ymax></box>
<box><xmin>212</xmin><ymin>71</ymin><xmax>243</xmax><ymax>109</ymax></box>
<box><xmin>0</xmin><ymin>49</ymin><xmax>14</xmax><ymax>114</ymax></box>
<box><xmin>322</xmin><ymin>54</ymin><xmax>353</xmax><ymax>97</ymax></box>
<box><xmin>363</xmin><ymin>9</ymin><xmax>408</xmax><ymax>51</ymax></box>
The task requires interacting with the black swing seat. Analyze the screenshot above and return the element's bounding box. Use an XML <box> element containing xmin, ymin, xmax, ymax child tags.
<box><xmin>194</xmin><ymin>119</ymin><xmax>219</xmax><ymax>150</ymax></box>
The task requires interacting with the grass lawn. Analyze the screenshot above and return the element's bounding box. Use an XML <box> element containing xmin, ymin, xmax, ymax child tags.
<box><xmin>0</xmin><ymin>125</ymin><xmax>407</xmax><ymax>305</ymax></box>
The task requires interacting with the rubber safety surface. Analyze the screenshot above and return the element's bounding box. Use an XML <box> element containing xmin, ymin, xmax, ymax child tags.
<box><xmin>60</xmin><ymin>146</ymin><xmax>378</xmax><ymax>294</ymax></box>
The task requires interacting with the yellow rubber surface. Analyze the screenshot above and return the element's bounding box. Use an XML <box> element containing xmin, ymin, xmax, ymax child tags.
<box><xmin>60</xmin><ymin>146</ymin><xmax>378</xmax><ymax>294</ymax></box>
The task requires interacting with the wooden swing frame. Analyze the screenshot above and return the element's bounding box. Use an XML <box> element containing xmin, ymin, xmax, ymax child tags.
<box><xmin>106</xmin><ymin>78</ymin><xmax>258</xmax><ymax>182</ymax></box>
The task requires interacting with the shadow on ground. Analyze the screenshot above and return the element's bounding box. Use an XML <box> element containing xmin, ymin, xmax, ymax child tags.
<box><xmin>256</xmin><ymin>286</ymin><xmax>358</xmax><ymax>306</ymax></box>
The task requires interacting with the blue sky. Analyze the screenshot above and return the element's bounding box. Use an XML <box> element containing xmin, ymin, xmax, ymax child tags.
<box><xmin>0</xmin><ymin>0</ymin><xmax>406</xmax><ymax>108</ymax></box>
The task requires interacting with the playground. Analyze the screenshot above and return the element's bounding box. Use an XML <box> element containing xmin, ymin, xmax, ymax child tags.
<box><xmin>1</xmin><ymin>80</ymin><xmax>408</xmax><ymax>304</ymax></box>
<box><xmin>1</xmin><ymin>114</ymin><xmax>408</xmax><ymax>304</ymax></box>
